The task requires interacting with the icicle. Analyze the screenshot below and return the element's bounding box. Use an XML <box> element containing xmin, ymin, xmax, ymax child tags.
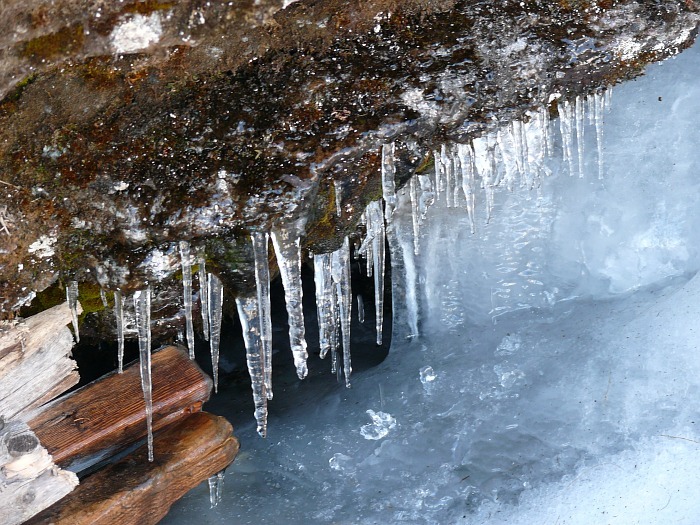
<box><xmin>357</xmin><ymin>295</ymin><xmax>365</xmax><ymax>324</ymax></box>
<box><xmin>208</xmin><ymin>470</ymin><xmax>225</xmax><ymax>507</ymax></box>
<box><xmin>271</xmin><ymin>229</ymin><xmax>308</xmax><ymax>380</ymax></box>
<box><xmin>472</xmin><ymin>136</ymin><xmax>497</xmax><ymax>222</ymax></box>
<box><xmin>594</xmin><ymin>91</ymin><xmax>605</xmax><ymax>179</ymax></box>
<box><xmin>207</xmin><ymin>273</ymin><xmax>223</xmax><ymax>394</ymax></box>
<box><xmin>133</xmin><ymin>287</ymin><xmax>153</xmax><ymax>462</ymax></box>
<box><xmin>251</xmin><ymin>232</ymin><xmax>273</xmax><ymax>400</ymax></box>
<box><xmin>541</xmin><ymin>106</ymin><xmax>553</xmax><ymax>158</ymax></box>
<box><xmin>409</xmin><ymin>177</ymin><xmax>421</xmax><ymax>255</ymax></box>
<box><xmin>334</xmin><ymin>179</ymin><xmax>343</xmax><ymax>216</ymax></box>
<box><xmin>198</xmin><ymin>256</ymin><xmax>210</xmax><ymax>341</ymax></box>
<box><xmin>100</xmin><ymin>288</ymin><xmax>108</xmax><ymax>307</ymax></box>
<box><xmin>313</xmin><ymin>253</ymin><xmax>336</xmax><ymax>360</ymax></box>
<box><xmin>382</xmin><ymin>142</ymin><xmax>397</xmax><ymax>220</ymax></box>
<box><xmin>604</xmin><ymin>87</ymin><xmax>613</xmax><ymax>110</ymax></box>
<box><xmin>66</xmin><ymin>281</ymin><xmax>80</xmax><ymax>343</ymax></box>
<box><xmin>114</xmin><ymin>290</ymin><xmax>125</xmax><ymax>373</ymax></box>
<box><xmin>417</xmin><ymin>173</ymin><xmax>434</xmax><ymax>222</ymax></box>
<box><xmin>558</xmin><ymin>99</ymin><xmax>575</xmax><ymax>176</ymax></box>
<box><xmin>524</xmin><ymin>111</ymin><xmax>551</xmax><ymax>185</ymax></box>
<box><xmin>575</xmin><ymin>95</ymin><xmax>585</xmax><ymax>178</ymax></box>
<box><xmin>442</xmin><ymin>145</ymin><xmax>455</xmax><ymax>208</ymax></box>
<box><xmin>236</xmin><ymin>295</ymin><xmax>268</xmax><ymax>437</ymax></box>
<box><xmin>511</xmin><ymin>120</ymin><xmax>526</xmax><ymax>182</ymax></box>
<box><xmin>496</xmin><ymin>126</ymin><xmax>519</xmax><ymax>191</ymax></box>
<box><xmin>331</xmin><ymin>238</ymin><xmax>352</xmax><ymax>387</ymax></box>
<box><xmin>179</xmin><ymin>241</ymin><xmax>195</xmax><ymax>359</ymax></box>
<box><xmin>456</xmin><ymin>143</ymin><xmax>477</xmax><ymax>234</ymax></box>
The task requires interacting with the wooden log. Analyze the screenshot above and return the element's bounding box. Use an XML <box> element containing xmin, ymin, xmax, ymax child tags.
<box><xmin>0</xmin><ymin>302</ymin><xmax>80</xmax><ymax>420</ymax></box>
<box><xmin>29</xmin><ymin>345</ymin><xmax>213</xmax><ymax>472</ymax></box>
<box><xmin>26</xmin><ymin>411</ymin><xmax>239</xmax><ymax>525</ymax></box>
<box><xmin>0</xmin><ymin>419</ymin><xmax>78</xmax><ymax>525</ymax></box>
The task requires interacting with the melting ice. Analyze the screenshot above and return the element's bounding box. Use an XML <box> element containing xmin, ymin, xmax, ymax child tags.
<box><xmin>163</xmin><ymin>38</ymin><xmax>700</xmax><ymax>525</ymax></box>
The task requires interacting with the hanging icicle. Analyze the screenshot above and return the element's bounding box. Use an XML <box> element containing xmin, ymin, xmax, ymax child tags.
<box><xmin>208</xmin><ymin>470</ymin><xmax>225</xmax><ymax>507</ymax></box>
<box><xmin>271</xmin><ymin>228</ymin><xmax>309</xmax><ymax>380</ymax></box>
<box><xmin>382</xmin><ymin>142</ymin><xmax>397</xmax><ymax>220</ymax></box>
<box><xmin>575</xmin><ymin>95</ymin><xmax>585</xmax><ymax>178</ymax></box>
<box><xmin>558</xmin><ymin>99</ymin><xmax>575</xmax><ymax>176</ymax></box>
<box><xmin>313</xmin><ymin>252</ymin><xmax>336</xmax><ymax>362</ymax></box>
<box><xmin>331</xmin><ymin>237</ymin><xmax>352</xmax><ymax>388</ymax></box>
<box><xmin>100</xmin><ymin>288</ymin><xmax>108</xmax><ymax>308</ymax></box>
<box><xmin>236</xmin><ymin>295</ymin><xmax>268</xmax><ymax>437</ymax></box>
<box><xmin>367</xmin><ymin>201</ymin><xmax>386</xmax><ymax>345</ymax></box>
<box><xmin>133</xmin><ymin>287</ymin><xmax>154</xmax><ymax>462</ymax></box>
<box><xmin>207</xmin><ymin>273</ymin><xmax>224</xmax><ymax>394</ymax></box>
<box><xmin>251</xmin><ymin>232</ymin><xmax>273</xmax><ymax>400</ymax></box>
<box><xmin>198</xmin><ymin>256</ymin><xmax>210</xmax><ymax>341</ymax></box>
<box><xmin>66</xmin><ymin>280</ymin><xmax>80</xmax><ymax>343</ymax></box>
<box><xmin>179</xmin><ymin>241</ymin><xmax>195</xmax><ymax>359</ymax></box>
<box><xmin>593</xmin><ymin>91</ymin><xmax>606</xmax><ymax>179</ymax></box>
<box><xmin>114</xmin><ymin>290</ymin><xmax>125</xmax><ymax>374</ymax></box>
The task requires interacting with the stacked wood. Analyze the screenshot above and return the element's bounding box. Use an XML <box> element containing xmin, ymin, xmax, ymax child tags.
<box><xmin>26</xmin><ymin>412</ymin><xmax>239</xmax><ymax>525</ymax></box>
<box><xmin>0</xmin><ymin>302</ymin><xmax>80</xmax><ymax>420</ymax></box>
<box><xmin>29</xmin><ymin>345</ymin><xmax>214</xmax><ymax>472</ymax></box>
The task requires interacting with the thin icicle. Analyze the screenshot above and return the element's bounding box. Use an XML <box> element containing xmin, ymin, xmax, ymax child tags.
<box><xmin>368</xmin><ymin>201</ymin><xmax>386</xmax><ymax>345</ymax></box>
<box><xmin>357</xmin><ymin>295</ymin><xmax>365</xmax><ymax>324</ymax></box>
<box><xmin>496</xmin><ymin>127</ymin><xmax>519</xmax><ymax>191</ymax></box>
<box><xmin>472</xmin><ymin>136</ymin><xmax>497</xmax><ymax>222</ymax></box>
<box><xmin>251</xmin><ymin>232</ymin><xmax>273</xmax><ymax>400</ymax></box>
<box><xmin>334</xmin><ymin>179</ymin><xmax>343</xmax><ymax>216</ymax></box>
<box><xmin>236</xmin><ymin>295</ymin><xmax>268</xmax><ymax>437</ymax></box>
<box><xmin>133</xmin><ymin>287</ymin><xmax>153</xmax><ymax>462</ymax></box>
<box><xmin>207</xmin><ymin>273</ymin><xmax>224</xmax><ymax>394</ymax></box>
<box><xmin>313</xmin><ymin>253</ymin><xmax>336</xmax><ymax>361</ymax></box>
<box><xmin>271</xmin><ymin>228</ymin><xmax>308</xmax><ymax>380</ymax></box>
<box><xmin>575</xmin><ymin>95</ymin><xmax>585</xmax><ymax>178</ymax></box>
<box><xmin>179</xmin><ymin>241</ymin><xmax>195</xmax><ymax>359</ymax></box>
<box><xmin>66</xmin><ymin>281</ymin><xmax>80</xmax><ymax>343</ymax></box>
<box><xmin>114</xmin><ymin>290</ymin><xmax>125</xmax><ymax>373</ymax></box>
<box><xmin>417</xmin><ymin>173</ymin><xmax>434</xmax><ymax>222</ymax></box>
<box><xmin>456</xmin><ymin>143</ymin><xmax>477</xmax><ymax>234</ymax></box>
<box><xmin>100</xmin><ymin>288</ymin><xmax>108</xmax><ymax>307</ymax></box>
<box><xmin>541</xmin><ymin>106</ymin><xmax>553</xmax><ymax>158</ymax></box>
<box><xmin>198</xmin><ymin>256</ymin><xmax>210</xmax><ymax>341</ymax></box>
<box><xmin>331</xmin><ymin>238</ymin><xmax>352</xmax><ymax>387</ymax></box>
<box><xmin>382</xmin><ymin>142</ymin><xmax>397</xmax><ymax>220</ymax></box>
<box><xmin>558</xmin><ymin>99</ymin><xmax>575</xmax><ymax>176</ymax></box>
<box><xmin>604</xmin><ymin>87</ymin><xmax>613</xmax><ymax>110</ymax></box>
<box><xmin>410</xmin><ymin>177</ymin><xmax>420</xmax><ymax>255</ymax></box>
<box><xmin>208</xmin><ymin>470</ymin><xmax>225</xmax><ymax>507</ymax></box>
<box><xmin>443</xmin><ymin>145</ymin><xmax>455</xmax><ymax>208</ymax></box>
<box><xmin>593</xmin><ymin>91</ymin><xmax>605</xmax><ymax>179</ymax></box>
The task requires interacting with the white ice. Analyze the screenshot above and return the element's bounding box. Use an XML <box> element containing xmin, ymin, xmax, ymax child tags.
<box><xmin>163</xmin><ymin>38</ymin><xmax>700</xmax><ymax>525</ymax></box>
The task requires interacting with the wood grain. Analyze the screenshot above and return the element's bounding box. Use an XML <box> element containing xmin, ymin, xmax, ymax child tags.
<box><xmin>26</xmin><ymin>411</ymin><xmax>239</xmax><ymax>525</ymax></box>
<box><xmin>29</xmin><ymin>345</ymin><xmax>212</xmax><ymax>472</ymax></box>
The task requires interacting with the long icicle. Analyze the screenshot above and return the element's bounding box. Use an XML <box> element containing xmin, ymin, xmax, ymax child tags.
<box><xmin>236</xmin><ymin>295</ymin><xmax>268</xmax><ymax>437</ymax></box>
<box><xmin>134</xmin><ymin>287</ymin><xmax>154</xmax><ymax>462</ymax></box>
<box><xmin>114</xmin><ymin>290</ymin><xmax>125</xmax><ymax>373</ymax></box>
<box><xmin>66</xmin><ymin>281</ymin><xmax>80</xmax><ymax>343</ymax></box>
<box><xmin>331</xmin><ymin>237</ymin><xmax>352</xmax><ymax>387</ymax></box>
<box><xmin>575</xmin><ymin>95</ymin><xmax>585</xmax><ymax>178</ymax></box>
<box><xmin>179</xmin><ymin>241</ymin><xmax>195</xmax><ymax>359</ymax></box>
<box><xmin>367</xmin><ymin>201</ymin><xmax>385</xmax><ymax>345</ymax></box>
<box><xmin>208</xmin><ymin>273</ymin><xmax>224</xmax><ymax>394</ymax></box>
<box><xmin>271</xmin><ymin>228</ymin><xmax>308</xmax><ymax>380</ymax></box>
<box><xmin>382</xmin><ymin>142</ymin><xmax>397</xmax><ymax>220</ymax></box>
<box><xmin>313</xmin><ymin>253</ymin><xmax>335</xmax><ymax>361</ymax></box>
<box><xmin>251</xmin><ymin>232</ymin><xmax>273</xmax><ymax>400</ymax></box>
<box><xmin>198</xmin><ymin>256</ymin><xmax>210</xmax><ymax>341</ymax></box>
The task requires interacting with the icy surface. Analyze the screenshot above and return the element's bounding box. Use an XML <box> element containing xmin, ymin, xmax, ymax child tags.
<box><xmin>163</xmin><ymin>39</ymin><xmax>700</xmax><ymax>525</ymax></box>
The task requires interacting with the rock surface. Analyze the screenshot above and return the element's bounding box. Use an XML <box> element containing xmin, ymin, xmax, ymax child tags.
<box><xmin>0</xmin><ymin>0</ymin><xmax>697</xmax><ymax>331</ymax></box>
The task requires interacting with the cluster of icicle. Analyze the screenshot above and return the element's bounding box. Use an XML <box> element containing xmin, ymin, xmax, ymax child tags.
<box><xmin>61</xmin><ymin>89</ymin><xmax>610</xmax><ymax>489</ymax></box>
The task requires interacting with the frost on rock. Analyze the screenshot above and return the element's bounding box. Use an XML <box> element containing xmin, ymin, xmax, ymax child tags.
<box><xmin>66</xmin><ymin>281</ymin><xmax>80</xmax><ymax>343</ymax></box>
<box><xmin>251</xmin><ymin>232</ymin><xmax>273</xmax><ymax>400</ymax></box>
<box><xmin>236</xmin><ymin>295</ymin><xmax>268</xmax><ymax>437</ymax></box>
<box><xmin>271</xmin><ymin>228</ymin><xmax>308</xmax><ymax>380</ymax></box>
<box><xmin>133</xmin><ymin>287</ymin><xmax>154</xmax><ymax>462</ymax></box>
<box><xmin>207</xmin><ymin>273</ymin><xmax>224</xmax><ymax>394</ymax></box>
<box><xmin>179</xmin><ymin>241</ymin><xmax>195</xmax><ymax>359</ymax></box>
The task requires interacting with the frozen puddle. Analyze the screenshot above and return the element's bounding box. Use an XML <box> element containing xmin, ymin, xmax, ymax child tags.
<box><xmin>162</xmin><ymin>35</ymin><xmax>700</xmax><ymax>525</ymax></box>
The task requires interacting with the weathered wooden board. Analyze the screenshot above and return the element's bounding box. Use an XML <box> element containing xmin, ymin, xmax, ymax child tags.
<box><xmin>29</xmin><ymin>345</ymin><xmax>212</xmax><ymax>472</ymax></box>
<box><xmin>0</xmin><ymin>419</ymin><xmax>78</xmax><ymax>525</ymax></box>
<box><xmin>0</xmin><ymin>302</ymin><xmax>80</xmax><ymax>420</ymax></box>
<box><xmin>26</xmin><ymin>411</ymin><xmax>239</xmax><ymax>525</ymax></box>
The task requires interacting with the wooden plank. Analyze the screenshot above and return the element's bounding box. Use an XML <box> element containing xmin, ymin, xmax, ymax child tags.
<box><xmin>29</xmin><ymin>345</ymin><xmax>212</xmax><ymax>472</ymax></box>
<box><xmin>26</xmin><ymin>411</ymin><xmax>239</xmax><ymax>525</ymax></box>
<box><xmin>0</xmin><ymin>418</ymin><xmax>78</xmax><ymax>525</ymax></box>
<box><xmin>0</xmin><ymin>302</ymin><xmax>80</xmax><ymax>420</ymax></box>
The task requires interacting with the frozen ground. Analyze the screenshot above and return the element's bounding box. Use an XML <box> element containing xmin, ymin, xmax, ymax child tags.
<box><xmin>163</xmin><ymin>38</ymin><xmax>700</xmax><ymax>524</ymax></box>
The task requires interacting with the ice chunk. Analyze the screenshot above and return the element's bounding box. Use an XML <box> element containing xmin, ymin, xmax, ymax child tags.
<box><xmin>271</xmin><ymin>228</ymin><xmax>308</xmax><ymax>380</ymax></box>
<box><xmin>133</xmin><ymin>287</ymin><xmax>153</xmax><ymax>462</ymax></box>
<box><xmin>360</xmin><ymin>410</ymin><xmax>396</xmax><ymax>440</ymax></box>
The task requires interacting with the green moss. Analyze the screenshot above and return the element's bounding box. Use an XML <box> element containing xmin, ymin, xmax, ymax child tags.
<box><xmin>22</xmin><ymin>25</ymin><xmax>84</xmax><ymax>63</ymax></box>
<box><xmin>122</xmin><ymin>1</ymin><xmax>175</xmax><ymax>16</ymax></box>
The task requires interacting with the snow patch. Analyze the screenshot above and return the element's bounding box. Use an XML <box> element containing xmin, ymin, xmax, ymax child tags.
<box><xmin>111</xmin><ymin>13</ymin><xmax>163</xmax><ymax>54</ymax></box>
<box><xmin>27</xmin><ymin>235</ymin><xmax>56</xmax><ymax>258</ymax></box>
